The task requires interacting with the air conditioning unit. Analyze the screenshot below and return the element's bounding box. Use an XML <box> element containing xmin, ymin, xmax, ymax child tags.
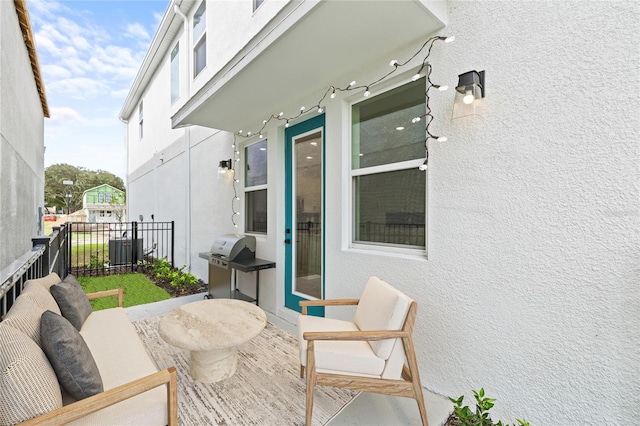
<box><xmin>109</xmin><ymin>238</ymin><xmax>143</xmax><ymax>265</ymax></box>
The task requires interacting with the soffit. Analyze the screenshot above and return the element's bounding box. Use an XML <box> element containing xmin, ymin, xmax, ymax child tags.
<box><xmin>172</xmin><ymin>0</ymin><xmax>446</xmax><ymax>132</ymax></box>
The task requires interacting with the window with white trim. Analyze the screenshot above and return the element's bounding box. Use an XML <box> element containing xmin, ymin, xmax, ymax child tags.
<box><xmin>245</xmin><ymin>140</ymin><xmax>267</xmax><ymax>234</ymax></box>
<box><xmin>351</xmin><ymin>78</ymin><xmax>426</xmax><ymax>249</ymax></box>
<box><xmin>170</xmin><ymin>43</ymin><xmax>179</xmax><ymax>103</ymax></box>
<box><xmin>193</xmin><ymin>2</ymin><xmax>206</xmax><ymax>77</ymax></box>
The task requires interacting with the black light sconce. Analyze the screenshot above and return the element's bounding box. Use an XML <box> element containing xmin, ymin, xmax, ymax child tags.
<box><xmin>452</xmin><ymin>70</ymin><xmax>485</xmax><ymax>119</ymax></box>
<box><xmin>218</xmin><ymin>159</ymin><xmax>232</xmax><ymax>174</ymax></box>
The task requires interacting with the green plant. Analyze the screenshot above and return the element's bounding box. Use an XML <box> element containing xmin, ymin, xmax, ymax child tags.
<box><xmin>449</xmin><ymin>388</ymin><xmax>530</xmax><ymax>426</ymax></box>
<box><xmin>150</xmin><ymin>258</ymin><xmax>200</xmax><ymax>288</ymax></box>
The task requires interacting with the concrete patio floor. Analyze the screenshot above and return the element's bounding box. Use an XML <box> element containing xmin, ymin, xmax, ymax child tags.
<box><xmin>125</xmin><ymin>293</ymin><xmax>452</xmax><ymax>426</ymax></box>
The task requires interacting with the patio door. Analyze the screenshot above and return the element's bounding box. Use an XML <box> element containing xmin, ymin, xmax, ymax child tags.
<box><xmin>284</xmin><ymin>115</ymin><xmax>325</xmax><ymax>316</ymax></box>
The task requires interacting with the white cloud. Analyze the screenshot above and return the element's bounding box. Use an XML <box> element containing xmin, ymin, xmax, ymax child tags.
<box><xmin>48</xmin><ymin>77</ymin><xmax>111</xmax><ymax>99</ymax></box>
<box><xmin>48</xmin><ymin>107</ymin><xmax>85</xmax><ymax>124</ymax></box>
<box><xmin>42</xmin><ymin>64</ymin><xmax>71</xmax><ymax>79</ymax></box>
<box><xmin>126</xmin><ymin>23</ymin><xmax>150</xmax><ymax>40</ymax></box>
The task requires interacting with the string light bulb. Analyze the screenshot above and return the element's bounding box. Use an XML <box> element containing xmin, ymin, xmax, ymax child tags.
<box><xmin>444</xmin><ymin>36</ymin><xmax>455</xmax><ymax>43</ymax></box>
<box><xmin>317</xmin><ymin>106</ymin><xmax>323</xmax><ymax>113</ymax></box>
<box><xmin>437</xmin><ymin>136</ymin><xmax>448</xmax><ymax>142</ymax></box>
<box><xmin>412</xmin><ymin>73</ymin><xmax>421</xmax><ymax>81</ymax></box>
<box><xmin>364</xmin><ymin>88</ymin><xmax>371</xmax><ymax>97</ymax></box>
<box><xmin>389</xmin><ymin>60</ymin><xmax>398</xmax><ymax>67</ymax></box>
<box><xmin>419</xmin><ymin>160</ymin><xmax>428</xmax><ymax>171</ymax></box>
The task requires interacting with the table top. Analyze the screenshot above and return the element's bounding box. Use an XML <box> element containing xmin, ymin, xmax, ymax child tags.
<box><xmin>158</xmin><ymin>299</ymin><xmax>267</xmax><ymax>351</ymax></box>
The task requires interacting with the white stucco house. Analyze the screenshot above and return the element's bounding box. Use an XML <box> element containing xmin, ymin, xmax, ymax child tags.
<box><xmin>119</xmin><ymin>1</ymin><xmax>639</xmax><ymax>424</ymax></box>
<box><xmin>0</xmin><ymin>0</ymin><xmax>49</xmax><ymax>272</ymax></box>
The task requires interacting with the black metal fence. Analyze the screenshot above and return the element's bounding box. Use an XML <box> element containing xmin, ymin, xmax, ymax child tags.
<box><xmin>67</xmin><ymin>221</ymin><xmax>174</xmax><ymax>276</ymax></box>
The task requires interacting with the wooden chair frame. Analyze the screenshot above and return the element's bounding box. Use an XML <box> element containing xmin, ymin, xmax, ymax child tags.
<box><xmin>18</xmin><ymin>288</ymin><xmax>179</xmax><ymax>425</ymax></box>
<box><xmin>299</xmin><ymin>298</ymin><xmax>428</xmax><ymax>426</ymax></box>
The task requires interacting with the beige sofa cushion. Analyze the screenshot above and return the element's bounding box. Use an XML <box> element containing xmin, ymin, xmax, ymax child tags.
<box><xmin>21</xmin><ymin>280</ymin><xmax>61</xmax><ymax>315</ymax></box>
<box><xmin>2</xmin><ymin>295</ymin><xmax>48</xmax><ymax>347</ymax></box>
<box><xmin>0</xmin><ymin>324</ymin><xmax>63</xmax><ymax>425</ymax></box>
<box><xmin>26</xmin><ymin>272</ymin><xmax>62</xmax><ymax>291</ymax></box>
<box><xmin>62</xmin><ymin>308</ymin><xmax>167</xmax><ymax>425</ymax></box>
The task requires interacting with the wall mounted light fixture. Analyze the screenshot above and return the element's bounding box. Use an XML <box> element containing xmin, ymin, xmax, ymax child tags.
<box><xmin>218</xmin><ymin>159</ymin><xmax>232</xmax><ymax>174</ymax></box>
<box><xmin>452</xmin><ymin>70</ymin><xmax>485</xmax><ymax>119</ymax></box>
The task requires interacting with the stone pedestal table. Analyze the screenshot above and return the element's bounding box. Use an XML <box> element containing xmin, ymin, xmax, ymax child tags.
<box><xmin>158</xmin><ymin>299</ymin><xmax>266</xmax><ymax>383</ymax></box>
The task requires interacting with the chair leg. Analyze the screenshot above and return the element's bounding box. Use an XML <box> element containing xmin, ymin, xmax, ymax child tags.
<box><xmin>305</xmin><ymin>342</ymin><xmax>317</xmax><ymax>426</ymax></box>
<box><xmin>403</xmin><ymin>334</ymin><xmax>429</xmax><ymax>426</ymax></box>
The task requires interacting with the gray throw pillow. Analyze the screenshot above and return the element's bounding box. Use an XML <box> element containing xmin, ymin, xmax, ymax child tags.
<box><xmin>40</xmin><ymin>310</ymin><xmax>104</xmax><ymax>400</ymax></box>
<box><xmin>50</xmin><ymin>275</ymin><xmax>92</xmax><ymax>331</ymax></box>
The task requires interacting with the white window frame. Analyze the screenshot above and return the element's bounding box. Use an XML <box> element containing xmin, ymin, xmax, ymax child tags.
<box><xmin>253</xmin><ymin>0</ymin><xmax>265</xmax><ymax>12</ymax></box>
<box><xmin>348</xmin><ymin>78</ymin><xmax>428</xmax><ymax>257</ymax></box>
<box><xmin>192</xmin><ymin>2</ymin><xmax>206</xmax><ymax>78</ymax></box>
<box><xmin>243</xmin><ymin>139</ymin><xmax>268</xmax><ymax>235</ymax></box>
<box><xmin>170</xmin><ymin>42</ymin><xmax>180</xmax><ymax>103</ymax></box>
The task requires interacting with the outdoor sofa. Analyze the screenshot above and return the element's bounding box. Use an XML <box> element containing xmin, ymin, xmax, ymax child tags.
<box><xmin>0</xmin><ymin>273</ymin><xmax>177</xmax><ymax>425</ymax></box>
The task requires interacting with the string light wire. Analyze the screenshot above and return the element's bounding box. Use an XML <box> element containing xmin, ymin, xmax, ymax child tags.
<box><xmin>227</xmin><ymin>34</ymin><xmax>453</xmax><ymax>225</ymax></box>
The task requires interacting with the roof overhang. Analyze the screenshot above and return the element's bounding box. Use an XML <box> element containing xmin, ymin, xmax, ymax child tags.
<box><xmin>172</xmin><ymin>0</ymin><xmax>447</xmax><ymax>132</ymax></box>
<box><xmin>14</xmin><ymin>0</ymin><xmax>49</xmax><ymax>118</ymax></box>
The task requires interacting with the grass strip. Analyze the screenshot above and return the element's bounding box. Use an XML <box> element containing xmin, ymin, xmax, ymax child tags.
<box><xmin>77</xmin><ymin>273</ymin><xmax>170</xmax><ymax>311</ymax></box>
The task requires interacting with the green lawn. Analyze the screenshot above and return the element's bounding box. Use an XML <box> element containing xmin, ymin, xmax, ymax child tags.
<box><xmin>77</xmin><ymin>273</ymin><xmax>170</xmax><ymax>310</ymax></box>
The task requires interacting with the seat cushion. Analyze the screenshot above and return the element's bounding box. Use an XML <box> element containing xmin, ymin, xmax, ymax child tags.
<box><xmin>50</xmin><ymin>275</ymin><xmax>93</xmax><ymax>331</ymax></box>
<box><xmin>66</xmin><ymin>307</ymin><xmax>168</xmax><ymax>425</ymax></box>
<box><xmin>40</xmin><ymin>310</ymin><xmax>104</xmax><ymax>400</ymax></box>
<box><xmin>0</xmin><ymin>324</ymin><xmax>63</xmax><ymax>425</ymax></box>
<box><xmin>353</xmin><ymin>276</ymin><xmax>411</xmax><ymax>360</ymax></box>
<box><xmin>297</xmin><ymin>315</ymin><xmax>385</xmax><ymax>377</ymax></box>
<box><xmin>2</xmin><ymin>294</ymin><xmax>48</xmax><ymax>347</ymax></box>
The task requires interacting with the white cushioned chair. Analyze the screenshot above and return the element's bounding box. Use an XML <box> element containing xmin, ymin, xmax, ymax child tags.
<box><xmin>297</xmin><ymin>276</ymin><xmax>428</xmax><ymax>426</ymax></box>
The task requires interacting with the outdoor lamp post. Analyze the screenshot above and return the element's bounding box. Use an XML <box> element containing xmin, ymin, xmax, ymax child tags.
<box><xmin>63</xmin><ymin>180</ymin><xmax>73</xmax><ymax>214</ymax></box>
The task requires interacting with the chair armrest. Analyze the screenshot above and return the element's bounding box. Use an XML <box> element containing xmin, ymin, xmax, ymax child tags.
<box><xmin>19</xmin><ymin>367</ymin><xmax>178</xmax><ymax>426</ymax></box>
<box><xmin>86</xmin><ymin>288</ymin><xmax>124</xmax><ymax>308</ymax></box>
<box><xmin>303</xmin><ymin>329</ymin><xmax>409</xmax><ymax>342</ymax></box>
<box><xmin>299</xmin><ymin>298</ymin><xmax>359</xmax><ymax>315</ymax></box>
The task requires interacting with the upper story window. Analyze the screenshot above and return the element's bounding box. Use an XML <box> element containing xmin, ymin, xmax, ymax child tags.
<box><xmin>98</xmin><ymin>192</ymin><xmax>105</xmax><ymax>203</ymax></box>
<box><xmin>245</xmin><ymin>140</ymin><xmax>268</xmax><ymax>234</ymax></box>
<box><xmin>351</xmin><ymin>78</ymin><xmax>426</xmax><ymax>249</ymax></box>
<box><xmin>253</xmin><ymin>0</ymin><xmax>265</xmax><ymax>11</ymax></box>
<box><xmin>193</xmin><ymin>2</ymin><xmax>206</xmax><ymax>77</ymax></box>
<box><xmin>138</xmin><ymin>102</ymin><xmax>144</xmax><ymax>139</ymax></box>
<box><xmin>170</xmin><ymin>43</ymin><xmax>179</xmax><ymax>103</ymax></box>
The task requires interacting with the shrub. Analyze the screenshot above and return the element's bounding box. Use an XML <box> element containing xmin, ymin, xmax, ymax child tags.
<box><xmin>448</xmin><ymin>388</ymin><xmax>530</xmax><ymax>426</ymax></box>
<box><xmin>150</xmin><ymin>258</ymin><xmax>199</xmax><ymax>288</ymax></box>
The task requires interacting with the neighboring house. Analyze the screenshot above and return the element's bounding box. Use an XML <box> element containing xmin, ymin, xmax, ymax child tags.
<box><xmin>0</xmin><ymin>0</ymin><xmax>49</xmax><ymax>271</ymax></box>
<box><xmin>119</xmin><ymin>1</ymin><xmax>639</xmax><ymax>424</ymax></box>
<box><xmin>82</xmin><ymin>184</ymin><xmax>126</xmax><ymax>223</ymax></box>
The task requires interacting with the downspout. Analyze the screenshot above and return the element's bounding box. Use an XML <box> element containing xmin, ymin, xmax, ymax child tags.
<box><xmin>119</xmin><ymin>117</ymin><xmax>129</xmax><ymax>221</ymax></box>
<box><xmin>174</xmin><ymin>3</ymin><xmax>192</xmax><ymax>272</ymax></box>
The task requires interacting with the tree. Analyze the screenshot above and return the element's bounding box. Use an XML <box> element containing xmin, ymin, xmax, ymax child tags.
<box><xmin>45</xmin><ymin>164</ymin><xmax>125</xmax><ymax>213</ymax></box>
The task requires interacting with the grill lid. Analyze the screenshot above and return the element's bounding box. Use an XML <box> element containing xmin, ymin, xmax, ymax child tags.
<box><xmin>210</xmin><ymin>234</ymin><xmax>256</xmax><ymax>261</ymax></box>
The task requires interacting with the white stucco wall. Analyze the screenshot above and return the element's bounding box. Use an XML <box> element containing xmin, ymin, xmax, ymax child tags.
<box><xmin>0</xmin><ymin>1</ymin><xmax>45</xmax><ymax>271</ymax></box>
<box><xmin>126</xmin><ymin>0</ymin><xmax>639</xmax><ymax>424</ymax></box>
<box><xmin>322</xmin><ymin>2</ymin><xmax>639</xmax><ymax>424</ymax></box>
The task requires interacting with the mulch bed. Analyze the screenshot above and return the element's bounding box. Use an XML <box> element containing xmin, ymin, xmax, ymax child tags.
<box><xmin>139</xmin><ymin>266</ymin><xmax>207</xmax><ymax>298</ymax></box>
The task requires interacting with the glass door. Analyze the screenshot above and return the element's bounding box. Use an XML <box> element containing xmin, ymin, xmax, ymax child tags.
<box><xmin>284</xmin><ymin>115</ymin><xmax>325</xmax><ymax>316</ymax></box>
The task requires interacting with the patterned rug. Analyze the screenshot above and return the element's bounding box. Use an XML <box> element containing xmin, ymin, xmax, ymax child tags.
<box><xmin>133</xmin><ymin>316</ymin><xmax>358</xmax><ymax>426</ymax></box>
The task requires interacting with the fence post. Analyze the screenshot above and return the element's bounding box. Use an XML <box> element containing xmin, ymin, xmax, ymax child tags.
<box><xmin>132</xmin><ymin>221</ymin><xmax>138</xmax><ymax>271</ymax></box>
<box><xmin>171</xmin><ymin>221</ymin><xmax>175</xmax><ymax>268</ymax></box>
<box><xmin>32</xmin><ymin>235</ymin><xmax>50</xmax><ymax>277</ymax></box>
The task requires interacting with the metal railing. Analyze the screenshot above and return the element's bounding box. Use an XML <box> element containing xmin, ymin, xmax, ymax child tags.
<box><xmin>0</xmin><ymin>224</ymin><xmax>70</xmax><ymax>318</ymax></box>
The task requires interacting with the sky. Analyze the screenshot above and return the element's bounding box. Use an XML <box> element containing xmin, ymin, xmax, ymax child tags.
<box><xmin>28</xmin><ymin>0</ymin><xmax>170</xmax><ymax>180</ymax></box>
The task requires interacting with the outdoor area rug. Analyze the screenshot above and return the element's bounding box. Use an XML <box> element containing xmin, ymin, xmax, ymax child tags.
<box><xmin>133</xmin><ymin>316</ymin><xmax>359</xmax><ymax>426</ymax></box>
